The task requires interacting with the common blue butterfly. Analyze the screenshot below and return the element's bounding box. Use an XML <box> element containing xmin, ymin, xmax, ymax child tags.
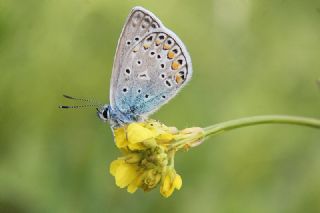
<box><xmin>100</xmin><ymin>6</ymin><xmax>193</xmax><ymax>127</ymax></box>
<box><xmin>61</xmin><ymin>7</ymin><xmax>192</xmax><ymax>128</ymax></box>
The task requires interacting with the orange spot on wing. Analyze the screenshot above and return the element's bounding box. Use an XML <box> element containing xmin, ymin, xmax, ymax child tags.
<box><xmin>143</xmin><ymin>44</ymin><xmax>150</xmax><ymax>49</ymax></box>
<box><xmin>171</xmin><ymin>61</ymin><xmax>180</xmax><ymax>70</ymax></box>
<box><xmin>167</xmin><ymin>51</ymin><xmax>175</xmax><ymax>59</ymax></box>
<box><xmin>163</xmin><ymin>44</ymin><xmax>171</xmax><ymax>50</ymax></box>
<box><xmin>155</xmin><ymin>40</ymin><xmax>161</xmax><ymax>45</ymax></box>
<box><xmin>175</xmin><ymin>74</ymin><xmax>183</xmax><ymax>84</ymax></box>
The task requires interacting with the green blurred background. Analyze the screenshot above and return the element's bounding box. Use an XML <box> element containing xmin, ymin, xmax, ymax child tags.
<box><xmin>1</xmin><ymin>0</ymin><xmax>320</xmax><ymax>212</ymax></box>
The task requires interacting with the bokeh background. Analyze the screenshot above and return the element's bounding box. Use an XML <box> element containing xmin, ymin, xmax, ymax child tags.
<box><xmin>1</xmin><ymin>0</ymin><xmax>320</xmax><ymax>212</ymax></box>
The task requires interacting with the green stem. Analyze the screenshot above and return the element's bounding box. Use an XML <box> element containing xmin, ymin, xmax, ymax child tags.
<box><xmin>203</xmin><ymin>115</ymin><xmax>320</xmax><ymax>137</ymax></box>
<box><xmin>171</xmin><ymin>115</ymin><xmax>320</xmax><ymax>149</ymax></box>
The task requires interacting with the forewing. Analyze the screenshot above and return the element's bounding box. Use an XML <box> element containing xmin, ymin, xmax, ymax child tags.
<box><xmin>111</xmin><ymin>7</ymin><xmax>192</xmax><ymax>119</ymax></box>
<box><xmin>110</xmin><ymin>7</ymin><xmax>163</xmax><ymax>107</ymax></box>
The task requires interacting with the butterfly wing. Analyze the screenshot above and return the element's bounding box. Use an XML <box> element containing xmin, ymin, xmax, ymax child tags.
<box><xmin>110</xmin><ymin>7</ymin><xmax>164</xmax><ymax>107</ymax></box>
<box><xmin>110</xmin><ymin>7</ymin><xmax>192</xmax><ymax>120</ymax></box>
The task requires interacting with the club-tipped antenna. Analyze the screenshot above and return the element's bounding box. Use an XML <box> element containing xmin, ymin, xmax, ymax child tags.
<box><xmin>59</xmin><ymin>94</ymin><xmax>104</xmax><ymax>109</ymax></box>
<box><xmin>62</xmin><ymin>94</ymin><xmax>102</xmax><ymax>105</ymax></box>
<box><xmin>59</xmin><ymin>103</ymin><xmax>103</xmax><ymax>109</ymax></box>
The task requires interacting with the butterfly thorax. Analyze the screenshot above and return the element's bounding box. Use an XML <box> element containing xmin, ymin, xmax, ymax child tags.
<box><xmin>97</xmin><ymin>104</ymin><xmax>143</xmax><ymax>127</ymax></box>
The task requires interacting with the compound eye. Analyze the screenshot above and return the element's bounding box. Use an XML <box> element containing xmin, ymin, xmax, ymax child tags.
<box><xmin>102</xmin><ymin>108</ymin><xmax>109</xmax><ymax>119</ymax></box>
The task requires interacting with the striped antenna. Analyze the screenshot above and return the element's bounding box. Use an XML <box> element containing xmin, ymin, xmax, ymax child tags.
<box><xmin>62</xmin><ymin>94</ymin><xmax>102</xmax><ymax>104</ymax></box>
<box><xmin>59</xmin><ymin>94</ymin><xmax>103</xmax><ymax>109</ymax></box>
<box><xmin>59</xmin><ymin>104</ymin><xmax>102</xmax><ymax>109</ymax></box>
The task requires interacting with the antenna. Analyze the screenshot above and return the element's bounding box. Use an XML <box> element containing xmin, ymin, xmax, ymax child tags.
<box><xmin>59</xmin><ymin>104</ymin><xmax>102</xmax><ymax>109</ymax></box>
<box><xmin>59</xmin><ymin>94</ymin><xmax>103</xmax><ymax>109</ymax></box>
<box><xmin>62</xmin><ymin>94</ymin><xmax>102</xmax><ymax>104</ymax></box>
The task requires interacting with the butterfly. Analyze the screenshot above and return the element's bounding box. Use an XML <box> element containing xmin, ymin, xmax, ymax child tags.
<box><xmin>61</xmin><ymin>6</ymin><xmax>192</xmax><ymax>128</ymax></box>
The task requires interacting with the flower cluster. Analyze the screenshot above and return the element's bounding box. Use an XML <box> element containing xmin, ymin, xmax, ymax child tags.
<box><xmin>109</xmin><ymin>120</ymin><xmax>204</xmax><ymax>197</ymax></box>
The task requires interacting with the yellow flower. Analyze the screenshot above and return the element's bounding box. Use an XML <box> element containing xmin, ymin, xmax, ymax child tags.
<box><xmin>109</xmin><ymin>120</ymin><xmax>204</xmax><ymax>197</ymax></box>
<box><xmin>160</xmin><ymin>168</ymin><xmax>182</xmax><ymax>198</ymax></box>
<box><xmin>110</xmin><ymin>159</ymin><xmax>139</xmax><ymax>189</ymax></box>
<box><xmin>127</xmin><ymin>123</ymin><xmax>155</xmax><ymax>144</ymax></box>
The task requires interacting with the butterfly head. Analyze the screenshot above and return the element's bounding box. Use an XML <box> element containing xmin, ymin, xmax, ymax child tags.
<box><xmin>97</xmin><ymin>104</ymin><xmax>111</xmax><ymax>122</ymax></box>
<box><xmin>97</xmin><ymin>104</ymin><xmax>126</xmax><ymax>127</ymax></box>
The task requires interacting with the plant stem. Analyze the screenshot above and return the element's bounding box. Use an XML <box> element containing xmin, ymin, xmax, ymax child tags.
<box><xmin>203</xmin><ymin>115</ymin><xmax>320</xmax><ymax>137</ymax></box>
<box><xmin>170</xmin><ymin>115</ymin><xmax>320</xmax><ymax>149</ymax></box>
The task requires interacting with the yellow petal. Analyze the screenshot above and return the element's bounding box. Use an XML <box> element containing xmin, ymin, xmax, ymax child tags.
<box><xmin>160</xmin><ymin>171</ymin><xmax>182</xmax><ymax>198</ymax></box>
<box><xmin>109</xmin><ymin>159</ymin><xmax>122</xmax><ymax>176</ymax></box>
<box><xmin>160</xmin><ymin>187</ymin><xmax>174</xmax><ymax>198</ymax></box>
<box><xmin>114</xmin><ymin>127</ymin><xmax>128</xmax><ymax>148</ymax></box>
<box><xmin>127</xmin><ymin>184</ymin><xmax>138</xmax><ymax>193</ymax></box>
<box><xmin>127</xmin><ymin>172</ymin><xmax>145</xmax><ymax>193</ymax></box>
<box><xmin>128</xmin><ymin>142</ymin><xmax>146</xmax><ymax>151</ymax></box>
<box><xmin>173</xmin><ymin>174</ymin><xmax>182</xmax><ymax>190</ymax></box>
<box><xmin>148</xmin><ymin>128</ymin><xmax>161</xmax><ymax>137</ymax></box>
<box><xmin>160</xmin><ymin>175</ymin><xmax>174</xmax><ymax>198</ymax></box>
<box><xmin>127</xmin><ymin>123</ymin><xmax>155</xmax><ymax>144</ymax></box>
<box><xmin>114</xmin><ymin>163</ymin><xmax>138</xmax><ymax>188</ymax></box>
<box><xmin>145</xmin><ymin>121</ymin><xmax>168</xmax><ymax>135</ymax></box>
